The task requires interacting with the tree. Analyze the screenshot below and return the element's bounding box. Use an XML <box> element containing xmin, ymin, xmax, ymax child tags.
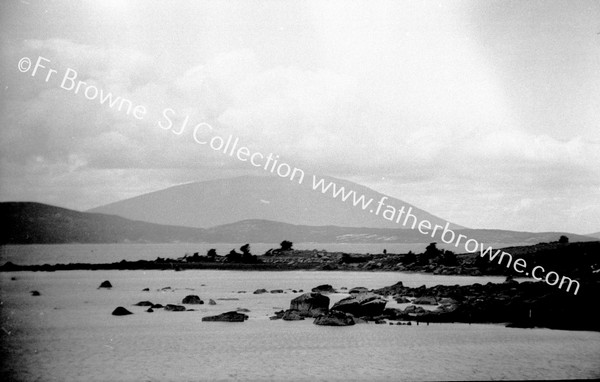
<box><xmin>559</xmin><ymin>235</ymin><xmax>569</xmax><ymax>244</ymax></box>
<box><xmin>280</xmin><ymin>240</ymin><xmax>293</xmax><ymax>251</ymax></box>
<box><xmin>206</xmin><ymin>248</ymin><xmax>217</xmax><ymax>261</ymax></box>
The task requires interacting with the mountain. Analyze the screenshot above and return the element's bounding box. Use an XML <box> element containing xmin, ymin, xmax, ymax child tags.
<box><xmin>2</xmin><ymin>202</ymin><xmax>596</xmax><ymax>246</ymax></box>
<box><xmin>88</xmin><ymin>175</ymin><xmax>463</xmax><ymax>230</ymax></box>
<box><xmin>586</xmin><ymin>232</ymin><xmax>600</xmax><ymax>239</ymax></box>
<box><xmin>0</xmin><ymin>202</ymin><xmax>205</xmax><ymax>244</ymax></box>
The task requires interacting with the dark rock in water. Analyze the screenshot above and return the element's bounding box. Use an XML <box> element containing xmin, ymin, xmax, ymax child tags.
<box><xmin>134</xmin><ymin>301</ymin><xmax>154</xmax><ymax>306</ymax></box>
<box><xmin>331</xmin><ymin>293</ymin><xmax>387</xmax><ymax>318</ymax></box>
<box><xmin>151</xmin><ymin>304</ymin><xmax>164</xmax><ymax>309</ymax></box>
<box><xmin>202</xmin><ymin>311</ymin><xmax>248</xmax><ymax>322</ymax></box>
<box><xmin>313</xmin><ymin>311</ymin><xmax>355</xmax><ymax>326</ymax></box>
<box><xmin>237</xmin><ymin>308</ymin><xmax>251</xmax><ymax>312</ymax></box>
<box><xmin>253</xmin><ymin>288</ymin><xmax>268</xmax><ymax>294</ymax></box>
<box><xmin>146</xmin><ymin>308</ymin><xmax>154</xmax><ymax>313</ymax></box>
<box><xmin>164</xmin><ymin>304</ymin><xmax>186</xmax><ymax>312</ymax></box>
<box><xmin>290</xmin><ymin>293</ymin><xmax>330</xmax><ymax>317</ymax></box>
<box><xmin>312</xmin><ymin>284</ymin><xmax>335</xmax><ymax>293</ymax></box>
<box><xmin>11</xmin><ymin>277</ymin><xmax>17</xmax><ymax>281</ymax></box>
<box><xmin>208</xmin><ymin>299</ymin><xmax>216</xmax><ymax>305</ymax></box>
<box><xmin>112</xmin><ymin>307</ymin><xmax>133</xmax><ymax>316</ymax></box>
<box><xmin>349</xmin><ymin>287</ymin><xmax>369</xmax><ymax>294</ymax></box>
<box><xmin>282</xmin><ymin>310</ymin><xmax>305</xmax><ymax>321</ymax></box>
<box><xmin>142</xmin><ymin>288</ymin><xmax>150</xmax><ymax>292</ymax></box>
<box><xmin>413</xmin><ymin>296</ymin><xmax>438</xmax><ymax>305</ymax></box>
<box><xmin>30</xmin><ymin>290</ymin><xmax>41</xmax><ymax>296</ymax></box>
<box><xmin>270</xmin><ymin>289</ymin><xmax>284</xmax><ymax>294</ymax></box>
<box><xmin>99</xmin><ymin>280</ymin><xmax>112</xmax><ymax>289</ymax></box>
<box><xmin>182</xmin><ymin>295</ymin><xmax>204</xmax><ymax>304</ymax></box>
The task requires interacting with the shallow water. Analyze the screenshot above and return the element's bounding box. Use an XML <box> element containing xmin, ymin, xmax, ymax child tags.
<box><xmin>1</xmin><ymin>270</ymin><xmax>599</xmax><ymax>381</ymax></box>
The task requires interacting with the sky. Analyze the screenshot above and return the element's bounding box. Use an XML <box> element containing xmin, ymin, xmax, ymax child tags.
<box><xmin>0</xmin><ymin>0</ymin><xmax>599</xmax><ymax>234</ymax></box>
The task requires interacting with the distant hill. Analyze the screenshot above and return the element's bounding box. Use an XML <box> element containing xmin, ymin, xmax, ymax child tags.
<box><xmin>88</xmin><ymin>175</ymin><xmax>463</xmax><ymax>230</ymax></box>
<box><xmin>1</xmin><ymin>202</ymin><xmax>596</xmax><ymax>245</ymax></box>
<box><xmin>586</xmin><ymin>232</ymin><xmax>600</xmax><ymax>239</ymax></box>
<box><xmin>0</xmin><ymin>202</ymin><xmax>205</xmax><ymax>244</ymax></box>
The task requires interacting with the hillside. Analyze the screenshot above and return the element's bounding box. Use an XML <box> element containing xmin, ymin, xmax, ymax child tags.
<box><xmin>0</xmin><ymin>202</ymin><xmax>205</xmax><ymax>244</ymax></box>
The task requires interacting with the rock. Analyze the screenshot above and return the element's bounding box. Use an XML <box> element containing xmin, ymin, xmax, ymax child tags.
<box><xmin>202</xmin><ymin>311</ymin><xmax>248</xmax><ymax>322</ymax></box>
<box><xmin>182</xmin><ymin>295</ymin><xmax>204</xmax><ymax>304</ymax></box>
<box><xmin>164</xmin><ymin>304</ymin><xmax>186</xmax><ymax>312</ymax></box>
<box><xmin>151</xmin><ymin>304</ymin><xmax>164</xmax><ymax>309</ymax></box>
<box><xmin>134</xmin><ymin>301</ymin><xmax>154</xmax><ymax>306</ymax></box>
<box><xmin>290</xmin><ymin>293</ymin><xmax>330</xmax><ymax>317</ymax></box>
<box><xmin>349</xmin><ymin>287</ymin><xmax>369</xmax><ymax>294</ymax></box>
<box><xmin>269</xmin><ymin>310</ymin><xmax>286</xmax><ymax>320</ymax></box>
<box><xmin>331</xmin><ymin>293</ymin><xmax>387</xmax><ymax>318</ymax></box>
<box><xmin>30</xmin><ymin>290</ymin><xmax>41</xmax><ymax>296</ymax></box>
<box><xmin>253</xmin><ymin>289</ymin><xmax>268</xmax><ymax>294</ymax></box>
<box><xmin>112</xmin><ymin>307</ymin><xmax>133</xmax><ymax>316</ymax></box>
<box><xmin>99</xmin><ymin>280</ymin><xmax>112</xmax><ymax>289</ymax></box>
<box><xmin>146</xmin><ymin>308</ymin><xmax>154</xmax><ymax>313</ymax></box>
<box><xmin>413</xmin><ymin>296</ymin><xmax>438</xmax><ymax>305</ymax></box>
<box><xmin>142</xmin><ymin>288</ymin><xmax>150</xmax><ymax>292</ymax></box>
<box><xmin>208</xmin><ymin>299</ymin><xmax>216</xmax><ymax>305</ymax></box>
<box><xmin>237</xmin><ymin>308</ymin><xmax>251</xmax><ymax>312</ymax></box>
<box><xmin>313</xmin><ymin>311</ymin><xmax>355</xmax><ymax>326</ymax></box>
<box><xmin>394</xmin><ymin>296</ymin><xmax>411</xmax><ymax>303</ymax></box>
<box><xmin>282</xmin><ymin>310</ymin><xmax>305</xmax><ymax>321</ymax></box>
<box><xmin>403</xmin><ymin>305</ymin><xmax>426</xmax><ymax>314</ymax></box>
<box><xmin>161</xmin><ymin>286</ymin><xmax>172</xmax><ymax>291</ymax></box>
<box><xmin>270</xmin><ymin>289</ymin><xmax>284</xmax><ymax>294</ymax></box>
<box><xmin>375</xmin><ymin>319</ymin><xmax>386</xmax><ymax>324</ymax></box>
<box><xmin>312</xmin><ymin>284</ymin><xmax>336</xmax><ymax>293</ymax></box>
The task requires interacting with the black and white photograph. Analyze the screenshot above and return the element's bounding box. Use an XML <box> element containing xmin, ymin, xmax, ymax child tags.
<box><xmin>1</xmin><ymin>1</ymin><xmax>599</xmax><ymax>381</ymax></box>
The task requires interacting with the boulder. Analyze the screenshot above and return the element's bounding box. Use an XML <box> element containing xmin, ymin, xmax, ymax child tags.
<box><xmin>202</xmin><ymin>311</ymin><xmax>248</xmax><ymax>322</ymax></box>
<box><xmin>112</xmin><ymin>307</ymin><xmax>133</xmax><ymax>316</ymax></box>
<box><xmin>349</xmin><ymin>287</ymin><xmax>369</xmax><ymax>294</ymax></box>
<box><xmin>151</xmin><ymin>304</ymin><xmax>164</xmax><ymax>309</ymax></box>
<box><xmin>30</xmin><ymin>290</ymin><xmax>41</xmax><ymax>296</ymax></box>
<box><xmin>208</xmin><ymin>299</ymin><xmax>216</xmax><ymax>305</ymax></box>
<box><xmin>313</xmin><ymin>311</ymin><xmax>355</xmax><ymax>326</ymax></box>
<box><xmin>403</xmin><ymin>305</ymin><xmax>426</xmax><ymax>314</ymax></box>
<box><xmin>99</xmin><ymin>280</ymin><xmax>112</xmax><ymax>289</ymax></box>
<box><xmin>331</xmin><ymin>293</ymin><xmax>387</xmax><ymax>318</ymax></box>
<box><xmin>164</xmin><ymin>304</ymin><xmax>186</xmax><ymax>312</ymax></box>
<box><xmin>394</xmin><ymin>296</ymin><xmax>411</xmax><ymax>303</ymax></box>
<box><xmin>142</xmin><ymin>288</ymin><xmax>150</xmax><ymax>292</ymax></box>
<box><xmin>134</xmin><ymin>301</ymin><xmax>154</xmax><ymax>306</ymax></box>
<box><xmin>270</xmin><ymin>289</ymin><xmax>284</xmax><ymax>294</ymax></box>
<box><xmin>282</xmin><ymin>310</ymin><xmax>305</xmax><ymax>321</ymax></box>
<box><xmin>312</xmin><ymin>284</ymin><xmax>335</xmax><ymax>293</ymax></box>
<box><xmin>182</xmin><ymin>295</ymin><xmax>204</xmax><ymax>304</ymax></box>
<box><xmin>253</xmin><ymin>289</ymin><xmax>268</xmax><ymax>294</ymax></box>
<box><xmin>146</xmin><ymin>308</ymin><xmax>154</xmax><ymax>313</ymax></box>
<box><xmin>290</xmin><ymin>293</ymin><xmax>330</xmax><ymax>317</ymax></box>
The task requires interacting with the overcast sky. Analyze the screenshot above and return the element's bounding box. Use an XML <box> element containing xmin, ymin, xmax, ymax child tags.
<box><xmin>1</xmin><ymin>0</ymin><xmax>599</xmax><ymax>234</ymax></box>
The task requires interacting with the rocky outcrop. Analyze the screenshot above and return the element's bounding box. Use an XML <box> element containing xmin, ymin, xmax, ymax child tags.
<box><xmin>312</xmin><ymin>284</ymin><xmax>336</xmax><ymax>293</ymax></box>
<box><xmin>99</xmin><ymin>280</ymin><xmax>112</xmax><ymax>289</ymax></box>
<box><xmin>164</xmin><ymin>304</ymin><xmax>186</xmax><ymax>311</ymax></box>
<box><xmin>112</xmin><ymin>307</ymin><xmax>133</xmax><ymax>316</ymax></box>
<box><xmin>202</xmin><ymin>311</ymin><xmax>249</xmax><ymax>322</ymax></box>
<box><xmin>182</xmin><ymin>295</ymin><xmax>204</xmax><ymax>304</ymax></box>
<box><xmin>331</xmin><ymin>293</ymin><xmax>387</xmax><ymax>317</ymax></box>
<box><xmin>313</xmin><ymin>311</ymin><xmax>355</xmax><ymax>326</ymax></box>
<box><xmin>253</xmin><ymin>288</ymin><xmax>268</xmax><ymax>294</ymax></box>
<box><xmin>290</xmin><ymin>293</ymin><xmax>330</xmax><ymax>317</ymax></box>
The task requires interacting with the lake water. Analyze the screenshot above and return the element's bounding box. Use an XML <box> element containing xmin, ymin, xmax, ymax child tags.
<box><xmin>0</xmin><ymin>242</ymin><xmax>516</xmax><ymax>266</ymax></box>
<box><xmin>1</xmin><ymin>268</ymin><xmax>599</xmax><ymax>381</ymax></box>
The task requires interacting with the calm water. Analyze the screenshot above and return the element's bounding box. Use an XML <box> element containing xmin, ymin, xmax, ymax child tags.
<box><xmin>1</xmin><ymin>269</ymin><xmax>599</xmax><ymax>381</ymax></box>
<box><xmin>0</xmin><ymin>243</ymin><xmax>517</xmax><ymax>266</ymax></box>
